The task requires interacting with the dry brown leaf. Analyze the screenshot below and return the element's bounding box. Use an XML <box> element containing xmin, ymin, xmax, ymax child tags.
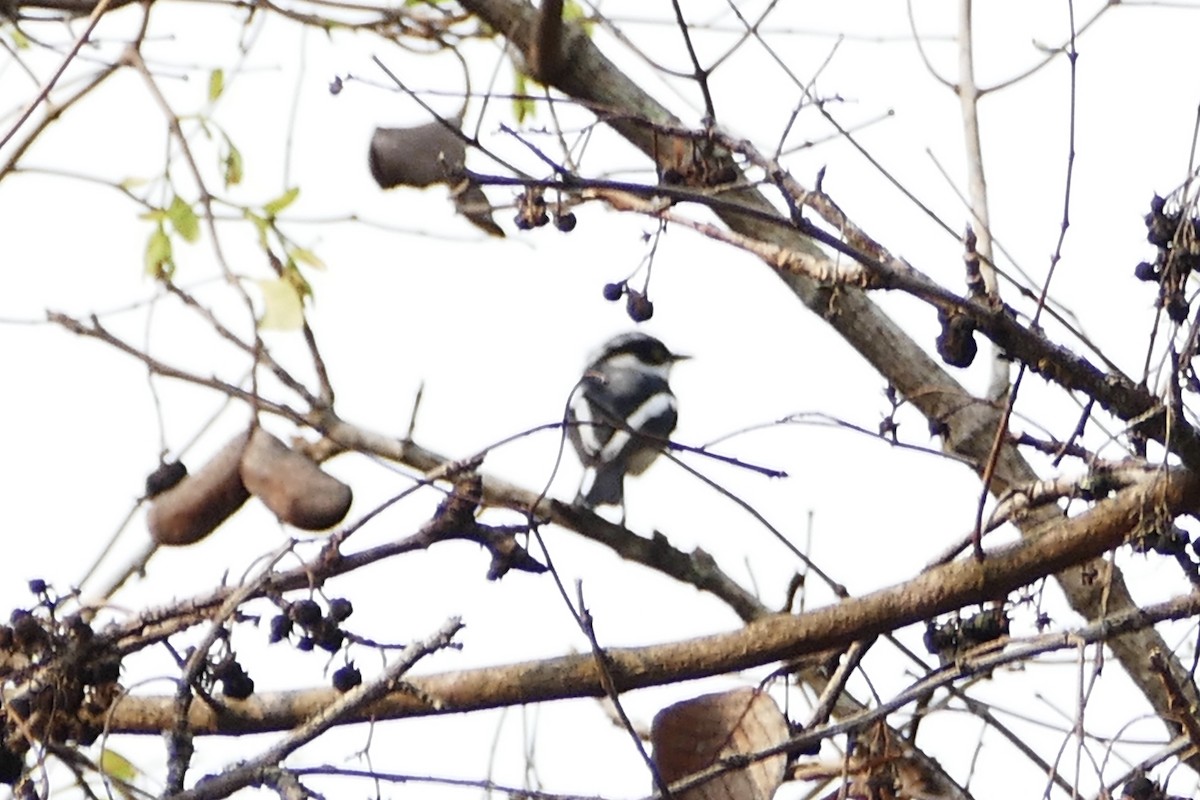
<box><xmin>651</xmin><ymin>687</ymin><xmax>788</xmax><ymax>800</ymax></box>
<box><xmin>451</xmin><ymin>179</ymin><xmax>505</xmax><ymax>238</ymax></box>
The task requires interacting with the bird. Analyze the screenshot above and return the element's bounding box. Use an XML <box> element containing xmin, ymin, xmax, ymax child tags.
<box><xmin>568</xmin><ymin>331</ymin><xmax>689</xmax><ymax>512</ymax></box>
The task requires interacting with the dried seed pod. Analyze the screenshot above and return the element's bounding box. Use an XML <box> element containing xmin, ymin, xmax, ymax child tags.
<box><xmin>147</xmin><ymin>432</ymin><xmax>251</xmax><ymax>546</ymax></box>
<box><xmin>240</xmin><ymin>430</ymin><xmax>352</xmax><ymax>531</ymax></box>
<box><xmin>368</xmin><ymin>122</ymin><xmax>466</xmax><ymax>189</ymax></box>
<box><xmin>651</xmin><ymin>688</ymin><xmax>788</xmax><ymax>800</ymax></box>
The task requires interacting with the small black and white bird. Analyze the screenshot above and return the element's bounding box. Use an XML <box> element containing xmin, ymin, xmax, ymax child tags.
<box><xmin>568</xmin><ymin>332</ymin><xmax>689</xmax><ymax>510</ymax></box>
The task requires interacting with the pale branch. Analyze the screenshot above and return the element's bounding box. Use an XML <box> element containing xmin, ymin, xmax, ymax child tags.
<box><xmin>453</xmin><ymin>0</ymin><xmax>1200</xmax><ymax>760</ymax></box>
<box><xmin>99</xmin><ymin>467</ymin><xmax>1200</xmax><ymax>736</ymax></box>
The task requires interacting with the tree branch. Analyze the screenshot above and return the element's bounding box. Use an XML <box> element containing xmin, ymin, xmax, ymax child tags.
<box><xmin>101</xmin><ymin>468</ymin><xmax>1200</xmax><ymax>735</ymax></box>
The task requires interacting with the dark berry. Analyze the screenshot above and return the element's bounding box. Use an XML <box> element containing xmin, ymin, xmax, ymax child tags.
<box><xmin>602</xmin><ymin>282</ymin><xmax>624</xmax><ymax>302</ymax></box>
<box><xmin>513</xmin><ymin>212</ymin><xmax>534</xmax><ymax>231</ymax></box>
<box><xmin>327</xmin><ymin>598</ymin><xmax>353</xmax><ymax>623</ymax></box>
<box><xmin>533</xmin><ymin>210</ymin><xmax>550</xmax><ymax>227</ymax></box>
<box><xmin>1134</xmin><ymin>261</ymin><xmax>1158</xmax><ymax>282</ymax></box>
<box><xmin>289</xmin><ymin>599</ymin><xmax>322</xmax><ymax>628</ymax></box>
<box><xmin>217</xmin><ymin>661</ymin><xmax>254</xmax><ymax>699</ymax></box>
<box><xmin>554</xmin><ymin>212</ymin><xmax>577</xmax><ymax>232</ymax></box>
<box><xmin>221</xmin><ymin>672</ymin><xmax>254</xmax><ymax>700</ymax></box>
<box><xmin>268</xmin><ymin>614</ymin><xmax>292</xmax><ymax>644</ymax></box>
<box><xmin>296</xmin><ymin>637</ymin><xmax>314</xmax><ymax>652</ymax></box>
<box><xmin>626</xmin><ymin>291</ymin><xmax>654</xmax><ymax>322</ymax></box>
<box><xmin>314</xmin><ymin>624</ymin><xmax>344</xmax><ymax>653</ymax></box>
<box><xmin>332</xmin><ymin>664</ymin><xmax>362</xmax><ymax>693</ymax></box>
<box><xmin>145</xmin><ymin>461</ymin><xmax>187</xmax><ymax>497</ymax></box>
<box><xmin>27</xmin><ymin>579</ymin><xmax>46</xmax><ymax>596</ymax></box>
<box><xmin>329</xmin><ymin>76</ymin><xmax>343</xmax><ymax>95</ymax></box>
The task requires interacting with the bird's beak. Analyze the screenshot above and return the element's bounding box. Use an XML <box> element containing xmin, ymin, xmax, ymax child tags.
<box><xmin>671</xmin><ymin>353</ymin><xmax>692</xmax><ymax>363</ymax></box>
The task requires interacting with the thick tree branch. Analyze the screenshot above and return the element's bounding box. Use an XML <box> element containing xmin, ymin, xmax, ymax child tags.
<box><xmin>101</xmin><ymin>468</ymin><xmax>1200</xmax><ymax>735</ymax></box>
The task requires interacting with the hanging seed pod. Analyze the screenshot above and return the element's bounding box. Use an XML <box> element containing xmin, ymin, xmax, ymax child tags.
<box><xmin>147</xmin><ymin>432</ymin><xmax>251</xmax><ymax>546</ymax></box>
<box><xmin>240</xmin><ymin>429</ymin><xmax>352</xmax><ymax>531</ymax></box>
<box><xmin>369</xmin><ymin>121</ymin><xmax>504</xmax><ymax>237</ymax></box>
<box><xmin>369</xmin><ymin>122</ymin><xmax>466</xmax><ymax>189</ymax></box>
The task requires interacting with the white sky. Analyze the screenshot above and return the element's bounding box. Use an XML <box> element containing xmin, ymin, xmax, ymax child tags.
<box><xmin>3</xmin><ymin>1</ymin><xmax>1200</xmax><ymax>798</ymax></box>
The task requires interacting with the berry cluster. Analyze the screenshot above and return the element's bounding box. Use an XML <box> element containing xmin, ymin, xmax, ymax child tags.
<box><xmin>513</xmin><ymin>189</ymin><xmax>576</xmax><ymax>232</ymax></box>
<box><xmin>268</xmin><ymin>597</ymin><xmax>366</xmax><ymax>692</ymax></box>
<box><xmin>0</xmin><ymin>582</ymin><xmax>123</xmax><ymax>787</ymax></box>
<box><xmin>268</xmin><ymin>597</ymin><xmax>353</xmax><ymax>655</ymax></box>
<box><xmin>1135</xmin><ymin>194</ymin><xmax>1200</xmax><ymax>324</ymax></box>
<box><xmin>602</xmin><ymin>280</ymin><xmax>654</xmax><ymax>322</ymax></box>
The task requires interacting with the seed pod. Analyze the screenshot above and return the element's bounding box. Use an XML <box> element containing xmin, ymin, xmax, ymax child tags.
<box><xmin>240</xmin><ymin>430</ymin><xmax>352</xmax><ymax>531</ymax></box>
<box><xmin>368</xmin><ymin>122</ymin><xmax>466</xmax><ymax>189</ymax></box>
<box><xmin>147</xmin><ymin>432</ymin><xmax>251</xmax><ymax>546</ymax></box>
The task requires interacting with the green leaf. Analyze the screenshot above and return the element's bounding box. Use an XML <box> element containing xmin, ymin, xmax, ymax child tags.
<box><xmin>99</xmin><ymin>749</ymin><xmax>138</xmax><ymax>782</ymax></box>
<box><xmin>289</xmin><ymin>246</ymin><xmax>325</xmax><ymax>270</ymax></box>
<box><xmin>10</xmin><ymin>28</ymin><xmax>29</xmax><ymax>49</ymax></box>
<box><xmin>256</xmin><ymin>276</ymin><xmax>304</xmax><ymax>330</ymax></box>
<box><xmin>222</xmin><ymin>138</ymin><xmax>243</xmax><ymax>188</ymax></box>
<box><xmin>144</xmin><ymin>224</ymin><xmax>174</xmax><ymax>280</ymax></box>
<box><xmin>207</xmin><ymin>68</ymin><xmax>225</xmax><ymax>103</ymax></box>
<box><xmin>138</xmin><ymin>208</ymin><xmax>167</xmax><ymax>222</ymax></box>
<box><xmin>512</xmin><ymin>70</ymin><xmax>535</xmax><ymax>124</ymax></box>
<box><xmin>167</xmin><ymin>195</ymin><xmax>200</xmax><ymax>243</ymax></box>
<box><xmin>262</xmin><ymin>186</ymin><xmax>300</xmax><ymax>218</ymax></box>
